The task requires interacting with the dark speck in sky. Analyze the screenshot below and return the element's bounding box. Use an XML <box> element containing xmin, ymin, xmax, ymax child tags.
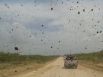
<box><xmin>14</xmin><ymin>47</ymin><xmax>19</xmax><ymax>51</ymax></box>
<box><xmin>97</xmin><ymin>21</ymin><xmax>100</xmax><ymax>23</ymax></box>
<box><xmin>91</xmin><ymin>9</ymin><xmax>93</xmax><ymax>11</ymax></box>
<box><xmin>0</xmin><ymin>17</ymin><xmax>2</xmax><ymax>20</ymax></box>
<box><xmin>97</xmin><ymin>31</ymin><xmax>99</xmax><ymax>34</ymax></box>
<box><xmin>41</xmin><ymin>39</ymin><xmax>43</xmax><ymax>42</ymax></box>
<box><xmin>51</xmin><ymin>8</ymin><xmax>53</xmax><ymax>11</ymax></box>
<box><xmin>78</xmin><ymin>11</ymin><xmax>80</xmax><ymax>14</ymax></box>
<box><xmin>11</xmin><ymin>28</ymin><xmax>13</xmax><ymax>32</ymax></box>
<box><xmin>100</xmin><ymin>31</ymin><xmax>102</xmax><ymax>33</ymax></box>
<box><xmin>41</xmin><ymin>24</ymin><xmax>44</xmax><ymax>27</ymax></box>
<box><xmin>42</xmin><ymin>32</ymin><xmax>44</xmax><ymax>34</ymax></box>
<box><xmin>83</xmin><ymin>9</ymin><xmax>85</xmax><ymax>12</ymax></box>
<box><xmin>4</xmin><ymin>3</ymin><xmax>10</xmax><ymax>8</ymax></box>
<box><xmin>58</xmin><ymin>40</ymin><xmax>61</xmax><ymax>43</ymax></box>
<box><xmin>77</xmin><ymin>1</ymin><xmax>79</xmax><ymax>4</ymax></box>
<box><xmin>29</xmin><ymin>35</ymin><xmax>32</xmax><ymax>38</ymax></box>
<box><xmin>80</xmin><ymin>23</ymin><xmax>82</xmax><ymax>26</ymax></box>
<box><xmin>21</xmin><ymin>4</ymin><xmax>23</xmax><ymax>7</ymax></box>
<box><xmin>51</xmin><ymin>46</ymin><xmax>53</xmax><ymax>48</ymax></box>
<box><xmin>62</xmin><ymin>1</ymin><xmax>63</xmax><ymax>4</ymax></box>
<box><xmin>85</xmin><ymin>47</ymin><xmax>87</xmax><ymax>50</ymax></box>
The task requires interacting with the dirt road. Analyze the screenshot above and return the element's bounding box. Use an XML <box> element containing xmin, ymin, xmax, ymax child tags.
<box><xmin>13</xmin><ymin>57</ymin><xmax>103</xmax><ymax>77</ymax></box>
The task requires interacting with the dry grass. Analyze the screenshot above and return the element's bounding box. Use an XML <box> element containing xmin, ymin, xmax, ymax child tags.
<box><xmin>0</xmin><ymin>52</ymin><xmax>58</xmax><ymax>77</ymax></box>
<box><xmin>76</xmin><ymin>50</ymin><xmax>103</xmax><ymax>71</ymax></box>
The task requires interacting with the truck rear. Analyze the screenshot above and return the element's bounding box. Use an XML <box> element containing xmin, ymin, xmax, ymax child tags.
<box><xmin>64</xmin><ymin>55</ymin><xmax>78</xmax><ymax>69</ymax></box>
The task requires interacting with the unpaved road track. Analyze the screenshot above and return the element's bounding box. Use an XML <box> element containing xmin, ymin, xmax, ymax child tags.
<box><xmin>13</xmin><ymin>57</ymin><xmax>103</xmax><ymax>77</ymax></box>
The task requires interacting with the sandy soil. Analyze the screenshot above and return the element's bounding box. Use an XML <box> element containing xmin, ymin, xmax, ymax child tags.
<box><xmin>0</xmin><ymin>62</ymin><xmax>44</xmax><ymax>77</ymax></box>
<box><xmin>12</xmin><ymin>57</ymin><xmax>103</xmax><ymax>77</ymax></box>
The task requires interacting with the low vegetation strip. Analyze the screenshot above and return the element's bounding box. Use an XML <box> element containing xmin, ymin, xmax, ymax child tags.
<box><xmin>0</xmin><ymin>52</ymin><xmax>58</xmax><ymax>77</ymax></box>
<box><xmin>76</xmin><ymin>50</ymin><xmax>103</xmax><ymax>71</ymax></box>
<box><xmin>0</xmin><ymin>52</ymin><xmax>58</xmax><ymax>63</ymax></box>
<box><xmin>76</xmin><ymin>50</ymin><xmax>103</xmax><ymax>62</ymax></box>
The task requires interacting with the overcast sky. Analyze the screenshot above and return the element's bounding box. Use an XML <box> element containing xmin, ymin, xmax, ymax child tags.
<box><xmin>0</xmin><ymin>0</ymin><xmax>103</xmax><ymax>55</ymax></box>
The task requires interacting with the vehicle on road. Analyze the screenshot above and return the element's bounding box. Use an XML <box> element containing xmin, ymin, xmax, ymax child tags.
<box><xmin>64</xmin><ymin>55</ymin><xmax>78</xmax><ymax>69</ymax></box>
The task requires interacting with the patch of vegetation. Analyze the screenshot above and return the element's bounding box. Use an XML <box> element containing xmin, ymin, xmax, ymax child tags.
<box><xmin>76</xmin><ymin>50</ymin><xmax>103</xmax><ymax>62</ymax></box>
<box><xmin>0</xmin><ymin>52</ymin><xmax>58</xmax><ymax>69</ymax></box>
